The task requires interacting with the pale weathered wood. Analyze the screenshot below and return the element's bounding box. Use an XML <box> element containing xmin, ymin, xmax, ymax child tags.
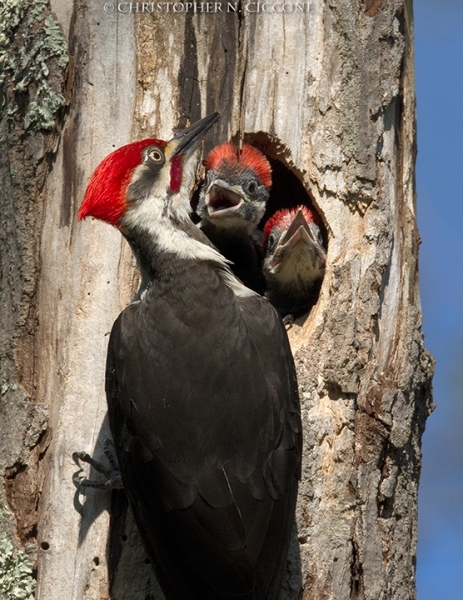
<box><xmin>33</xmin><ymin>3</ymin><xmax>139</xmax><ymax>599</ymax></box>
<box><xmin>0</xmin><ymin>1</ymin><xmax>433</xmax><ymax>599</ymax></box>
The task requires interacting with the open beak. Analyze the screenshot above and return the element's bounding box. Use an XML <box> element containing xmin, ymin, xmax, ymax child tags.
<box><xmin>279</xmin><ymin>209</ymin><xmax>316</xmax><ymax>251</ymax></box>
<box><xmin>205</xmin><ymin>179</ymin><xmax>245</xmax><ymax>217</ymax></box>
<box><xmin>170</xmin><ymin>112</ymin><xmax>220</xmax><ymax>158</ymax></box>
<box><xmin>270</xmin><ymin>209</ymin><xmax>326</xmax><ymax>270</ymax></box>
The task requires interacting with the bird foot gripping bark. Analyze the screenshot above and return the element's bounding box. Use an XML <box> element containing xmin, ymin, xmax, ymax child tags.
<box><xmin>72</xmin><ymin>438</ymin><xmax>123</xmax><ymax>490</ymax></box>
<box><xmin>283</xmin><ymin>314</ymin><xmax>295</xmax><ymax>329</ymax></box>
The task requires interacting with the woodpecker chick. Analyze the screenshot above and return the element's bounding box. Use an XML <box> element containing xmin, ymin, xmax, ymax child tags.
<box><xmin>263</xmin><ymin>206</ymin><xmax>326</xmax><ymax>318</ymax></box>
<box><xmin>78</xmin><ymin>115</ymin><xmax>301</xmax><ymax>600</ymax></box>
<box><xmin>197</xmin><ymin>142</ymin><xmax>272</xmax><ymax>294</ymax></box>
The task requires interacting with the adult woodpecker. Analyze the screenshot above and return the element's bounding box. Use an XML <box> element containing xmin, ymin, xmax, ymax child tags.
<box><xmin>263</xmin><ymin>205</ymin><xmax>326</xmax><ymax>319</ymax></box>
<box><xmin>78</xmin><ymin>114</ymin><xmax>301</xmax><ymax>600</ymax></box>
<box><xmin>197</xmin><ymin>142</ymin><xmax>272</xmax><ymax>294</ymax></box>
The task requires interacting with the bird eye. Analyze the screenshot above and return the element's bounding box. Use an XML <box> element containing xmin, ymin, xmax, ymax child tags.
<box><xmin>149</xmin><ymin>148</ymin><xmax>164</xmax><ymax>162</ymax></box>
<box><xmin>267</xmin><ymin>233</ymin><xmax>277</xmax><ymax>249</ymax></box>
<box><xmin>247</xmin><ymin>181</ymin><xmax>257</xmax><ymax>194</ymax></box>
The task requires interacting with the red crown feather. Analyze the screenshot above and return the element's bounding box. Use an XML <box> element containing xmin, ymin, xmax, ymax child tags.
<box><xmin>205</xmin><ymin>142</ymin><xmax>272</xmax><ymax>188</ymax></box>
<box><xmin>264</xmin><ymin>205</ymin><xmax>319</xmax><ymax>242</ymax></box>
<box><xmin>78</xmin><ymin>139</ymin><xmax>165</xmax><ymax>225</ymax></box>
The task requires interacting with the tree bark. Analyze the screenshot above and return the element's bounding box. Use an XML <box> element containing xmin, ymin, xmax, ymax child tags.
<box><xmin>0</xmin><ymin>1</ymin><xmax>434</xmax><ymax>599</ymax></box>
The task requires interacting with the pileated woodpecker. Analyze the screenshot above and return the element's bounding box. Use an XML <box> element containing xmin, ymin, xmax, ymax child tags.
<box><xmin>263</xmin><ymin>206</ymin><xmax>326</xmax><ymax>319</ymax></box>
<box><xmin>197</xmin><ymin>142</ymin><xmax>272</xmax><ymax>294</ymax></box>
<box><xmin>78</xmin><ymin>114</ymin><xmax>301</xmax><ymax>600</ymax></box>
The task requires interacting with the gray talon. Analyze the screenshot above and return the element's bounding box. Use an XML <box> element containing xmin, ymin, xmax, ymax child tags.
<box><xmin>283</xmin><ymin>314</ymin><xmax>294</xmax><ymax>329</ymax></box>
<box><xmin>73</xmin><ymin>444</ymin><xmax>123</xmax><ymax>490</ymax></box>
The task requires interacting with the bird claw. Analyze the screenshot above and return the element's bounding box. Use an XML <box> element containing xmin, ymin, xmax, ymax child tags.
<box><xmin>283</xmin><ymin>314</ymin><xmax>294</xmax><ymax>329</ymax></box>
<box><xmin>73</xmin><ymin>439</ymin><xmax>124</xmax><ymax>490</ymax></box>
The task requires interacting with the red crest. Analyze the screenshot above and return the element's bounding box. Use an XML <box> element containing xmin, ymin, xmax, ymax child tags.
<box><xmin>78</xmin><ymin>139</ymin><xmax>165</xmax><ymax>225</ymax></box>
<box><xmin>205</xmin><ymin>142</ymin><xmax>272</xmax><ymax>188</ymax></box>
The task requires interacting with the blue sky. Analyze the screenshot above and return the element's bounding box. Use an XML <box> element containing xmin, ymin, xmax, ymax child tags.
<box><xmin>415</xmin><ymin>1</ymin><xmax>463</xmax><ymax>598</ymax></box>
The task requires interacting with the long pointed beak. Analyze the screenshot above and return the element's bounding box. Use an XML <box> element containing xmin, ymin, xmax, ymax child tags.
<box><xmin>170</xmin><ymin>113</ymin><xmax>220</xmax><ymax>158</ymax></box>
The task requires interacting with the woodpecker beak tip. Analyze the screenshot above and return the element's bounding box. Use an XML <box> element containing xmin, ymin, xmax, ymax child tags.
<box><xmin>170</xmin><ymin>112</ymin><xmax>220</xmax><ymax>159</ymax></box>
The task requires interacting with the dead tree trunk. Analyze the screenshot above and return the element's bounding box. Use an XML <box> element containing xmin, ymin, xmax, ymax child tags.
<box><xmin>0</xmin><ymin>1</ymin><xmax>434</xmax><ymax>599</ymax></box>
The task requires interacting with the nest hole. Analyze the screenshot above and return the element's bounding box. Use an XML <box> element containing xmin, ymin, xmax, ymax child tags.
<box><xmin>191</xmin><ymin>133</ymin><xmax>327</xmax><ymax>243</ymax></box>
<box><xmin>191</xmin><ymin>132</ymin><xmax>327</xmax><ymax>315</ymax></box>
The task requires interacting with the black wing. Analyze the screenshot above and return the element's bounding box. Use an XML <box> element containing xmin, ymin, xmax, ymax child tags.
<box><xmin>106</xmin><ymin>262</ymin><xmax>301</xmax><ymax>600</ymax></box>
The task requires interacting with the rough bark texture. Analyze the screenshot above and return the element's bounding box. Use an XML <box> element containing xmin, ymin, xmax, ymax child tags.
<box><xmin>0</xmin><ymin>2</ymin><xmax>68</xmax><ymax>589</ymax></box>
<box><xmin>0</xmin><ymin>1</ymin><xmax>434</xmax><ymax>599</ymax></box>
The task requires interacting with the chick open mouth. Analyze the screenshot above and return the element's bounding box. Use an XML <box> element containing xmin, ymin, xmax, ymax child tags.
<box><xmin>206</xmin><ymin>183</ymin><xmax>244</xmax><ymax>217</ymax></box>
